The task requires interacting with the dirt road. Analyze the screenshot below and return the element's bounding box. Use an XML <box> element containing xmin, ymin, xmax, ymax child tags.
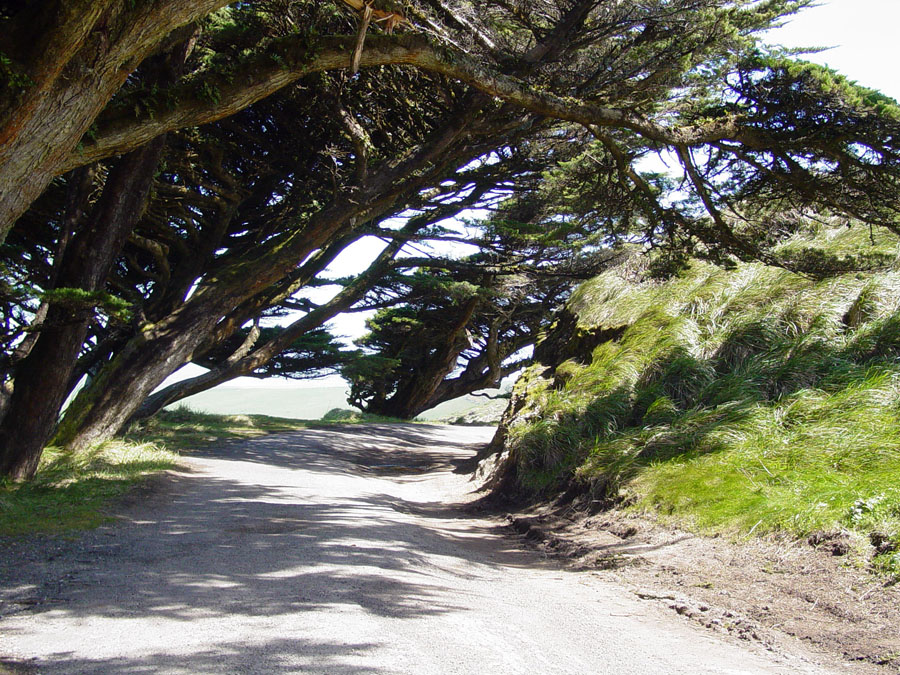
<box><xmin>0</xmin><ymin>424</ymin><xmax>858</xmax><ymax>673</ymax></box>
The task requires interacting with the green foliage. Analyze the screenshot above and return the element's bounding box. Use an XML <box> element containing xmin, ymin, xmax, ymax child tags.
<box><xmin>505</xmin><ymin>224</ymin><xmax>900</xmax><ymax>557</ymax></box>
<box><xmin>197</xmin><ymin>81</ymin><xmax>221</xmax><ymax>105</ymax></box>
<box><xmin>39</xmin><ymin>287</ymin><xmax>132</xmax><ymax>322</ymax></box>
<box><xmin>0</xmin><ymin>50</ymin><xmax>33</xmax><ymax>97</ymax></box>
<box><xmin>195</xmin><ymin>327</ymin><xmax>349</xmax><ymax>380</ymax></box>
<box><xmin>0</xmin><ymin>441</ymin><xmax>178</xmax><ymax>535</ymax></box>
<box><xmin>318</xmin><ymin>408</ymin><xmax>408</xmax><ymax>425</ymax></box>
<box><xmin>342</xmin><ymin>272</ymin><xmax>484</xmax><ymax>412</ymax></box>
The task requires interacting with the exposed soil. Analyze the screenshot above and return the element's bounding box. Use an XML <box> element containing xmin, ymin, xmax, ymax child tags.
<box><xmin>503</xmin><ymin>505</ymin><xmax>900</xmax><ymax>672</ymax></box>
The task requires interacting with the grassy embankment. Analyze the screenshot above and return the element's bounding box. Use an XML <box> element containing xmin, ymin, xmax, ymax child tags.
<box><xmin>0</xmin><ymin>409</ymin><xmax>311</xmax><ymax>535</ymax></box>
<box><xmin>505</xmin><ymin>224</ymin><xmax>900</xmax><ymax>574</ymax></box>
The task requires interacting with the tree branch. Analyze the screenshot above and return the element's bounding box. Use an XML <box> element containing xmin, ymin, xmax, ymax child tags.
<box><xmin>66</xmin><ymin>33</ymin><xmax>757</xmax><ymax>173</ymax></box>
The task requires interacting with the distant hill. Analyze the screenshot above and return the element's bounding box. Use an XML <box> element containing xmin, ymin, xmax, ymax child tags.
<box><xmin>170</xmin><ymin>385</ymin><xmax>502</xmax><ymax>423</ymax></box>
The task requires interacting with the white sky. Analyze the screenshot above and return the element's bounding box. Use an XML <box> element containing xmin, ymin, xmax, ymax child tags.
<box><xmin>163</xmin><ymin>0</ymin><xmax>900</xmax><ymax>389</ymax></box>
<box><xmin>764</xmin><ymin>0</ymin><xmax>900</xmax><ymax>100</ymax></box>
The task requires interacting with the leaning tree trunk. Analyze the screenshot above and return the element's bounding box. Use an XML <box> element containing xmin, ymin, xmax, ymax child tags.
<box><xmin>130</xmin><ymin>224</ymin><xmax>416</xmax><ymax>422</ymax></box>
<box><xmin>52</xmin><ymin>307</ymin><xmax>220</xmax><ymax>453</ymax></box>
<box><xmin>0</xmin><ymin>164</ymin><xmax>89</xmax><ymax>419</ymax></box>
<box><xmin>55</xmin><ymin>100</ymin><xmax>481</xmax><ymax>449</ymax></box>
<box><xmin>53</xmin><ymin>205</ymin><xmax>357</xmax><ymax>452</ymax></box>
<box><xmin>368</xmin><ymin>297</ymin><xmax>479</xmax><ymax>420</ymax></box>
<box><xmin>0</xmin><ymin>0</ymin><xmax>228</xmax><ymax>242</ymax></box>
<box><xmin>421</xmin><ymin>318</ymin><xmax>505</xmax><ymax>408</ymax></box>
<box><xmin>0</xmin><ymin>138</ymin><xmax>165</xmax><ymax>480</ymax></box>
<box><xmin>130</xmin><ymin>322</ymin><xmax>262</xmax><ymax>422</ymax></box>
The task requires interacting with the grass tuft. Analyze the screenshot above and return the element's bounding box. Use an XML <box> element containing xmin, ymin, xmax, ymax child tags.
<box><xmin>0</xmin><ymin>441</ymin><xmax>179</xmax><ymax>535</ymax></box>
<box><xmin>124</xmin><ymin>405</ymin><xmax>312</xmax><ymax>451</ymax></box>
<box><xmin>506</xmin><ymin>223</ymin><xmax>900</xmax><ymax>563</ymax></box>
<box><xmin>317</xmin><ymin>408</ymin><xmax>412</xmax><ymax>425</ymax></box>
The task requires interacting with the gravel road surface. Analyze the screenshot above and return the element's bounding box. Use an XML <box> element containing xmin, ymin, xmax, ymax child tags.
<box><xmin>0</xmin><ymin>424</ymin><xmax>847</xmax><ymax>673</ymax></box>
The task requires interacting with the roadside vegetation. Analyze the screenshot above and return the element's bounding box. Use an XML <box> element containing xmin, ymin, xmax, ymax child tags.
<box><xmin>125</xmin><ymin>406</ymin><xmax>312</xmax><ymax>452</ymax></box>
<box><xmin>0</xmin><ymin>404</ymin><xmax>480</xmax><ymax>536</ymax></box>
<box><xmin>0</xmin><ymin>440</ymin><xmax>178</xmax><ymax>535</ymax></box>
<box><xmin>502</xmin><ymin>223</ymin><xmax>900</xmax><ymax>576</ymax></box>
<box><xmin>318</xmin><ymin>408</ymin><xmax>412</xmax><ymax>425</ymax></box>
<box><xmin>0</xmin><ymin>407</ymin><xmax>313</xmax><ymax>535</ymax></box>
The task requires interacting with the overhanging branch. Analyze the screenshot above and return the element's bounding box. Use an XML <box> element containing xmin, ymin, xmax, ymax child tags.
<box><xmin>67</xmin><ymin>33</ymin><xmax>756</xmax><ymax>173</ymax></box>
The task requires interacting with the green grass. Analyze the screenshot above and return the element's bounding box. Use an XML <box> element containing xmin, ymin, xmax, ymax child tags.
<box><xmin>0</xmin><ymin>407</ymin><xmax>316</xmax><ymax>536</ymax></box>
<box><xmin>0</xmin><ymin>402</ymin><xmax>449</xmax><ymax>537</ymax></box>
<box><xmin>506</xmin><ymin>223</ymin><xmax>900</xmax><ymax>563</ymax></box>
<box><xmin>170</xmin><ymin>385</ymin><xmax>353</xmax><ymax>420</ymax></box>
<box><xmin>0</xmin><ymin>440</ymin><xmax>179</xmax><ymax>535</ymax></box>
<box><xmin>317</xmin><ymin>408</ymin><xmax>412</xmax><ymax>425</ymax></box>
<box><xmin>124</xmin><ymin>406</ymin><xmax>313</xmax><ymax>452</ymax></box>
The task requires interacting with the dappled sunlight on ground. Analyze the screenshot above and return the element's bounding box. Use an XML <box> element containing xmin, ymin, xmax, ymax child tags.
<box><xmin>0</xmin><ymin>424</ymin><xmax>846</xmax><ymax>674</ymax></box>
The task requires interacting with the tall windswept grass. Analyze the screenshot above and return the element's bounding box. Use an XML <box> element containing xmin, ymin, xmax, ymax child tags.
<box><xmin>505</xmin><ymin>224</ymin><xmax>900</xmax><ymax>569</ymax></box>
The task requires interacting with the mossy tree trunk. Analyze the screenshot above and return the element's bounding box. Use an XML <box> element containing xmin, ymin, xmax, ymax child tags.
<box><xmin>0</xmin><ymin>36</ymin><xmax>197</xmax><ymax>480</ymax></box>
<box><xmin>0</xmin><ymin>0</ymin><xmax>228</xmax><ymax>242</ymax></box>
<box><xmin>54</xmin><ymin>100</ymin><xmax>483</xmax><ymax>451</ymax></box>
<box><xmin>0</xmin><ymin>138</ymin><xmax>165</xmax><ymax>479</ymax></box>
<box><xmin>53</xmin><ymin>193</ymin><xmax>379</xmax><ymax>451</ymax></box>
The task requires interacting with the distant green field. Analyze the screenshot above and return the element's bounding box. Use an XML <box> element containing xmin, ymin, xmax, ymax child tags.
<box><xmin>168</xmin><ymin>385</ymin><xmax>492</xmax><ymax>421</ymax></box>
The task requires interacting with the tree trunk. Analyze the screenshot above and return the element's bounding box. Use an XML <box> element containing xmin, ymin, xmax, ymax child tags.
<box><xmin>368</xmin><ymin>298</ymin><xmax>479</xmax><ymax>419</ymax></box>
<box><xmin>53</xmin><ymin>303</ymin><xmax>218</xmax><ymax>453</ymax></box>
<box><xmin>0</xmin><ymin>164</ymin><xmax>92</xmax><ymax>418</ymax></box>
<box><xmin>132</xmin><ymin>220</ymin><xmax>421</xmax><ymax>421</ymax></box>
<box><xmin>0</xmin><ymin>138</ymin><xmax>165</xmax><ymax>480</ymax></box>
<box><xmin>0</xmin><ymin>0</ymin><xmax>228</xmax><ymax>241</ymax></box>
<box><xmin>53</xmin><ymin>206</ymin><xmax>354</xmax><ymax>451</ymax></box>
<box><xmin>419</xmin><ymin>319</ymin><xmax>508</xmax><ymax>408</ymax></box>
<box><xmin>55</xmin><ymin>102</ymin><xmax>482</xmax><ymax>449</ymax></box>
<box><xmin>130</xmin><ymin>322</ymin><xmax>262</xmax><ymax>421</ymax></box>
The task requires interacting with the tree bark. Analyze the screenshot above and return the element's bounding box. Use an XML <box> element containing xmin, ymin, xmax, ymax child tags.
<box><xmin>0</xmin><ymin>164</ymin><xmax>94</xmax><ymax>421</ymax></box>
<box><xmin>53</xmin><ymin>193</ymin><xmax>365</xmax><ymax>452</ymax></box>
<box><xmin>420</xmin><ymin>319</ymin><xmax>506</xmax><ymax>408</ymax></box>
<box><xmin>130</xmin><ymin>223</ymin><xmax>415</xmax><ymax>421</ymax></box>
<box><xmin>0</xmin><ymin>30</ymin><xmax>199</xmax><ymax>479</ymax></box>
<box><xmin>0</xmin><ymin>138</ymin><xmax>165</xmax><ymax>479</ymax></box>
<box><xmin>66</xmin><ymin>32</ymin><xmax>754</xmax><ymax>178</ymax></box>
<box><xmin>130</xmin><ymin>330</ymin><xmax>261</xmax><ymax>422</ymax></box>
<box><xmin>368</xmin><ymin>297</ymin><xmax>479</xmax><ymax>420</ymax></box>
<box><xmin>0</xmin><ymin>0</ymin><xmax>228</xmax><ymax>241</ymax></box>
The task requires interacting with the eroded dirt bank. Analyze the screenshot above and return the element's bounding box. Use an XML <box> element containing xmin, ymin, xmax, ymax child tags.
<box><xmin>0</xmin><ymin>424</ymin><xmax>890</xmax><ymax>674</ymax></box>
<box><xmin>505</xmin><ymin>506</ymin><xmax>900</xmax><ymax>672</ymax></box>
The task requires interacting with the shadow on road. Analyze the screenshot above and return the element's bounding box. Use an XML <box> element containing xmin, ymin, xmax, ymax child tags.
<box><xmin>191</xmin><ymin>423</ymin><xmax>493</xmax><ymax>477</ymax></box>
<box><xmin>0</xmin><ymin>424</ymin><xmax>552</xmax><ymax>673</ymax></box>
<box><xmin>6</xmin><ymin>638</ymin><xmax>385</xmax><ymax>674</ymax></box>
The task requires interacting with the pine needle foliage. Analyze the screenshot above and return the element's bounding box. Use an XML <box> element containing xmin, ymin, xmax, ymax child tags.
<box><xmin>505</xmin><ymin>223</ymin><xmax>900</xmax><ymax>563</ymax></box>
